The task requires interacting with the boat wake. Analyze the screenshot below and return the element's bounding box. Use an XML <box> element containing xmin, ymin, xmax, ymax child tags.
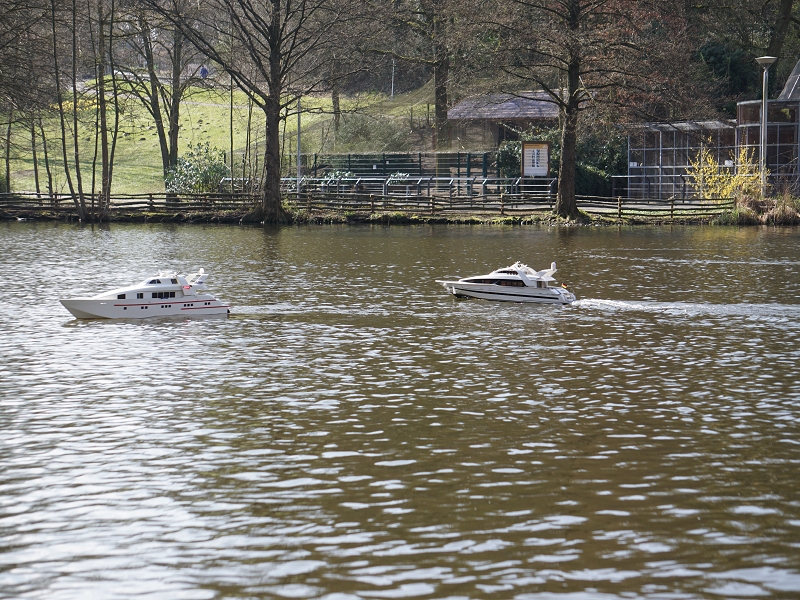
<box><xmin>575</xmin><ymin>298</ymin><xmax>797</xmax><ymax>319</ymax></box>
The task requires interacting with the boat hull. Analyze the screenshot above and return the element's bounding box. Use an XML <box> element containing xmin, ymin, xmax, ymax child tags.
<box><xmin>60</xmin><ymin>298</ymin><xmax>230</xmax><ymax>319</ymax></box>
<box><xmin>441</xmin><ymin>283</ymin><xmax>575</xmax><ymax>304</ymax></box>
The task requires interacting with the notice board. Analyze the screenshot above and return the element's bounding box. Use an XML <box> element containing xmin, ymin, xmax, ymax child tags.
<box><xmin>521</xmin><ymin>142</ymin><xmax>550</xmax><ymax>177</ymax></box>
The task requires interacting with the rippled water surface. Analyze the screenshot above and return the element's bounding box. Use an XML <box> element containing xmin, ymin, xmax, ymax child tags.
<box><xmin>2</xmin><ymin>222</ymin><xmax>800</xmax><ymax>599</ymax></box>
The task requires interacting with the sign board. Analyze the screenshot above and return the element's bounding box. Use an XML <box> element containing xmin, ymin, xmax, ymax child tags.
<box><xmin>521</xmin><ymin>142</ymin><xmax>550</xmax><ymax>177</ymax></box>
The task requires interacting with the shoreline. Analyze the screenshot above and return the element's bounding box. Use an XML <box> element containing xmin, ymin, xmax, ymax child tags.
<box><xmin>0</xmin><ymin>208</ymin><xmax>731</xmax><ymax>227</ymax></box>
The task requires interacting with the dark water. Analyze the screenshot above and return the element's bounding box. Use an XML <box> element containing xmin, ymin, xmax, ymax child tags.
<box><xmin>1</xmin><ymin>221</ymin><xmax>800</xmax><ymax>599</ymax></box>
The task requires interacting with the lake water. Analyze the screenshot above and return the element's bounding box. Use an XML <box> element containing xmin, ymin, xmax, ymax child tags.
<box><xmin>1</xmin><ymin>221</ymin><xmax>800</xmax><ymax>599</ymax></box>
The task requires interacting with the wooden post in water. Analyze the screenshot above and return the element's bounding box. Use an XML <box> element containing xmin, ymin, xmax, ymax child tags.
<box><xmin>617</xmin><ymin>197</ymin><xmax>622</xmax><ymax>220</ymax></box>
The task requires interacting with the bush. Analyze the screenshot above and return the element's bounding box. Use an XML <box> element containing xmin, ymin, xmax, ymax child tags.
<box><xmin>576</xmin><ymin>163</ymin><xmax>611</xmax><ymax>197</ymax></box>
<box><xmin>0</xmin><ymin>171</ymin><xmax>8</xmax><ymax>193</ymax></box>
<box><xmin>165</xmin><ymin>142</ymin><xmax>230</xmax><ymax>194</ymax></box>
<box><xmin>496</xmin><ymin>141</ymin><xmax>521</xmax><ymax>177</ymax></box>
<box><xmin>764</xmin><ymin>194</ymin><xmax>800</xmax><ymax>225</ymax></box>
<box><xmin>688</xmin><ymin>146</ymin><xmax>760</xmax><ymax>200</ymax></box>
<box><xmin>714</xmin><ymin>207</ymin><xmax>760</xmax><ymax>225</ymax></box>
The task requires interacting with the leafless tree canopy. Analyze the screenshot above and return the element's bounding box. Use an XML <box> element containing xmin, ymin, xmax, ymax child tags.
<box><xmin>1</xmin><ymin>0</ymin><xmax>798</xmax><ymax>220</ymax></box>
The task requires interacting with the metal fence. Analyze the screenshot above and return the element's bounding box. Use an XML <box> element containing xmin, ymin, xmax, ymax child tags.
<box><xmin>283</xmin><ymin>175</ymin><xmax>558</xmax><ymax>200</ymax></box>
<box><xmin>286</xmin><ymin>152</ymin><xmax>499</xmax><ymax>178</ymax></box>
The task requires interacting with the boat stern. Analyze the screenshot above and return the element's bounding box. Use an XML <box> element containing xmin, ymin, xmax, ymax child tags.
<box><xmin>556</xmin><ymin>287</ymin><xmax>577</xmax><ymax>304</ymax></box>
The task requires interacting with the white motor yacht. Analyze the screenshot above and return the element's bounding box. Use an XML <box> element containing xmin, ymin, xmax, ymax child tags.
<box><xmin>436</xmin><ymin>261</ymin><xmax>576</xmax><ymax>304</ymax></box>
<box><xmin>60</xmin><ymin>268</ymin><xmax>230</xmax><ymax>319</ymax></box>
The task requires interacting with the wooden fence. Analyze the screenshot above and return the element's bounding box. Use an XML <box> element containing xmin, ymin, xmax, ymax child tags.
<box><xmin>0</xmin><ymin>185</ymin><xmax>734</xmax><ymax>220</ymax></box>
<box><xmin>286</xmin><ymin>193</ymin><xmax>733</xmax><ymax>219</ymax></box>
<box><xmin>0</xmin><ymin>192</ymin><xmax>256</xmax><ymax>214</ymax></box>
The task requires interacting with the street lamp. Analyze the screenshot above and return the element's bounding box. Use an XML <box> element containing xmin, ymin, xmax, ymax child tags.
<box><xmin>755</xmin><ymin>56</ymin><xmax>777</xmax><ymax>197</ymax></box>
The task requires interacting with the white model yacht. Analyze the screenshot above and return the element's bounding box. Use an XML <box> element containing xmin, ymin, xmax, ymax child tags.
<box><xmin>436</xmin><ymin>261</ymin><xmax>576</xmax><ymax>304</ymax></box>
<box><xmin>60</xmin><ymin>268</ymin><xmax>230</xmax><ymax>319</ymax></box>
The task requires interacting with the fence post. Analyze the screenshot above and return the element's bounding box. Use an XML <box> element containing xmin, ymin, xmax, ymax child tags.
<box><xmin>149</xmin><ymin>194</ymin><xmax>154</xmax><ymax>210</ymax></box>
<box><xmin>500</xmin><ymin>193</ymin><xmax>505</xmax><ymax>216</ymax></box>
<box><xmin>670</xmin><ymin>198</ymin><xmax>674</xmax><ymax>221</ymax></box>
<box><xmin>617</xmin><ymin>197</ymin><xmax>622</xmax><ymax>219</ymax></box>
<box><xmin>370</xmin><ymin>194</ymin><xmax>375</xmax><ymax>213</ymax></box>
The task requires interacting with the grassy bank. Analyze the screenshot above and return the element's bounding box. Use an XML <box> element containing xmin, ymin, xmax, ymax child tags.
<box><xmin>7</xmin><ymin>85</ymin><xmax>436</xmax><ymax>196</ymax></box>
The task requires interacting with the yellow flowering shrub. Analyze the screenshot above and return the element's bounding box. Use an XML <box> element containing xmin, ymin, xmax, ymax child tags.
<box><xmin>688</xmin><ymin>146</ymin><xmax>763</xmax><ymax>200</ymax></box>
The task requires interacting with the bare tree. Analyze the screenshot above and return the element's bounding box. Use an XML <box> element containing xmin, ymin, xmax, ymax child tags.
<box><xmin>491</xmin><ymin>0</ymin><xmax>708</xmax><ymax>218</ymax></box>
<box><xmin>371</xmin><ymin>0</ymin><xmax>457</xmax><ymax>150</ymax></box>
<box><xmin>146</xmin><ymin>0</ymin><xmax>353</xmax><ymax>223</ymax></box>
<box><xmin>113</xmin><ymin>3</ymin><xmax>206</xmax><ymax>180</ymax></box>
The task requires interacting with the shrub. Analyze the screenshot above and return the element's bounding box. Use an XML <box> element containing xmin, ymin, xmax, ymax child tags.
<box><xmin>0</xmin><ymin>172</ymin><xmax>7</xmax><ymax>193</ymax></box>
<box><xmin>165</xmin><ymin>142</ymin><xmax>230</xmax><ymax>194</ymax></box>
<box><xmin>496</xmin><ymin>141</ymin><xmax>521</xmax><ymax>178</ymax></box>
<box><xmin>576</xmin><ymin>163</ymin><xmax>611</xmax><ymax>197</ymax></box>
<box><xmin>763</xmin><ymin>194</ymin><xmax>800</xmax><ymax>225</ymax></box>
<box><xmin>688</xmin><ymin>146</ymin><xmax>761</xmax><ymax>200</ymax></box>
<box><xmin>714</xmin><ymin>207</ymin><xmax>760</xmax><ymax>225</ymax></box>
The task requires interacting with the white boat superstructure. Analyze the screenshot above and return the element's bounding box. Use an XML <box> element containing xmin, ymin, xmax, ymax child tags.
<box><xmin>436</xmin><ymin>261</ymin><xmax>576</xmax><ymax>304</ymax></box>
<box><xmin>60</xmin><ymin>268</ymin><xmax>230</xmax><ymax>319</ymax></box>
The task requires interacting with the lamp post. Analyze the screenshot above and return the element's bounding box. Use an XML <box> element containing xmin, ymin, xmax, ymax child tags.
<box><xmin>755</xmin><ymin>56</ymin><xmax>777</xmax><ymax>198</ymax></box>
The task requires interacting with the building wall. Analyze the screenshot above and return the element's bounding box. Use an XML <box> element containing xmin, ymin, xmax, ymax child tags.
<box><xmin>625</xmin><ymin>123</ymin><xmax>736</xmax><ymax>199</ymax></box>
<box><xmin>626</xmin><ymin>100</ymin><xmax>800</xmax><ymax>198</ymax></box>
<box><xmin>737</xmin><ymin>100</ymin><xmax>799</xmax><ymax>181</ymax></box>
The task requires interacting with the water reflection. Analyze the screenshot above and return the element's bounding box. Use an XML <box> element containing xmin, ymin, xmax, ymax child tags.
<box><xmin>1</xmin><ymin>222</ymin><xmax>799</xmax><ymax>598</ymax></box>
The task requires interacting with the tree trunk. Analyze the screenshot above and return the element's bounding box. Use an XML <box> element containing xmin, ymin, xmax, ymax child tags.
<box><xmin>255</xmin><ymin>0</ymin><xmax>288</xmax><ymax>224</ymax></box>
<box><xmin>254</xmin><ymin>96</ymin><xmax>288</xmax><ymax>223</ymax></box>
<box><xmin>139</xmin><ymin>18</ymin><xmax>170</xmax><ymax>176</ymax></box>
<box><xmin>106</xmin><ymin>0</ymin><xmax>120</xmax><ymax>218</ymax></box>
<box><xmin>39</xmin><ymin>118</ymin><xmax>54</xmax><ymax>198</ymax></box>
<box><xmin>331</xmin><ymin>55</ymin><xmax>340</xmax><ymax>135</ymax></box>
<box><xmin>50</xmin><ymin>0</ymin><xmax>84</xmax><ymax>220</ymax></box>
<box><xmin>168</xmin><ymin>29</ymin><xmax>183</xmax><ymax>171</ymax></box>
<box><xmin>332</xmin><ymin>80</ymin><xmax>340</xmax><ymax>135</ymax></box>
<box><xmin>30</xmin><ymin>116</ymin><xmax>41</xmax><ymax>197</ymax></box>
<box><xmin>4</xmin><ymin>112</ymin><xmax>12</xmax><ymax>193</ymax></box>
<box><xmin>433</xmin><ymin>47</ymin><xmax>450</xmax><ymax>150</ymax></box>
<box><xmin>96</xmin><ymin>0</ymin><xmax>111</xmax><ymax>217</ymax></box>
<box><xmin>554</xmin><ymin>58</ymin><xmax>581</xmax><ymax>220</ymax></box>
<box><xmin>71</xmin><ymin>0</ymin><xmax>87</xmax><ymax>215</ymax></box>
<box><xmin>766</xmin><ymin>0</ymin><xmax>793</xmax><ymax>79</ymax></box>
